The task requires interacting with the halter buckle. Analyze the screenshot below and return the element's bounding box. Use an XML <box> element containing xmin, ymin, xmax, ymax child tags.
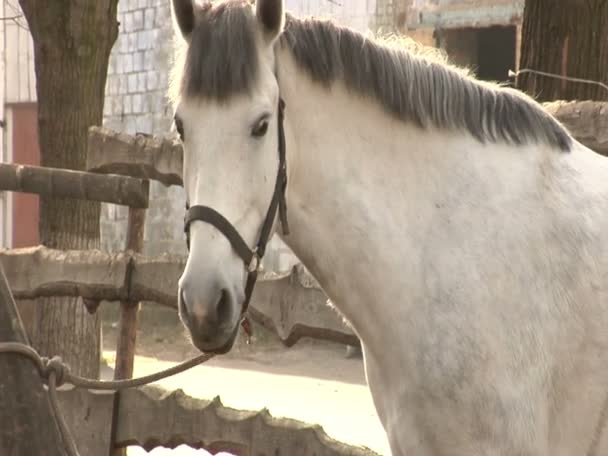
<box><xmin>248</xmin><ymin>250</ymin><xmax>261</xmax><ymax>273</ymax></box>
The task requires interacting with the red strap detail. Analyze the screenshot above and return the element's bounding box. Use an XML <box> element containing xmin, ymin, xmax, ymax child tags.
<box><xmin>241</xmin><ymin>317</ymin><xmax>253</xmax><ymax>345</ymax></box>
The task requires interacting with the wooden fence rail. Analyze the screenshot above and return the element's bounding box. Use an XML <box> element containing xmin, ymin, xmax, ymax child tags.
<box><xmin>0</xmin><ymin>163</ymin><xmax>149</xmax><ymax>208</ymax></box>
<box><xmin>56</xmin><ymin>385</ymin><xmax>379</xmax><ymax>456</ymax></box>
<box><xmin>87</xmin><ymin>127</ymin><xmax>182</xmax><ymax>186</ymax></box>
<box><xmin>0</xmin><ymin>246</ymin><xmax>357</xmax><ymax>347</ymax></box>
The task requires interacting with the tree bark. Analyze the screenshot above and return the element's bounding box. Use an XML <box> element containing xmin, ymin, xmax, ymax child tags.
<box><xmin>18</xmin><ymin>0</ymin><xmax>119</xmax><ymax>378</ymax></box>
<box><xmin>0</xmin><ymin>264</ymin><xmax>68</xmax><ymax>456</ymax></box>
<box><xmin>518</xmin><ymin>0</ymin><xmax>608</xmax><ymax>102</ymax></box>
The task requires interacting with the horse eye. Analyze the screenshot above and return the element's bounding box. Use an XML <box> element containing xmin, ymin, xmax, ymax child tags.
<box><xmin>174</xmin><ymin>116</ymin><xmax>185</xmax><ymax>141</ymax></box>
<box><xmin>251</xmin><ymin>119</ymin><xmax>269</xmax><ymax>138</ymax></box>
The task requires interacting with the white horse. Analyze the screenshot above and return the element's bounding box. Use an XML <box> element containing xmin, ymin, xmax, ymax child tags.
<box><xmin>169</xmin><ymin>0</ymin><xmax>608</xmax><ymax>454</ymax></box>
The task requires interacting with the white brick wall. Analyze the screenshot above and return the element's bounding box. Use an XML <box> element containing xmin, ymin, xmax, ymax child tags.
<box><xmin>104</xmin><ymin>0</ymin><xmax>172</xmax><ymax>137</ymax></box>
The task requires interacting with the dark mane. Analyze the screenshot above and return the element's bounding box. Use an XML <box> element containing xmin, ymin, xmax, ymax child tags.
<box><xmin>171</xmin><ymin>1</ymin><xmax>572</xmax><ymax>151</ymax></box>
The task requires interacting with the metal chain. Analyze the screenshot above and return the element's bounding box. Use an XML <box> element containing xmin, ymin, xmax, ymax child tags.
<box><xmin>0</xmin><ymin>341</ymin><xmax>214</xmax><ymax>456</ymax></box>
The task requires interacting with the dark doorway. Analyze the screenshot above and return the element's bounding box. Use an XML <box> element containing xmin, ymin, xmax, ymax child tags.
<box><xmin>439</xmin><ymin>25</ymin><xmax>517</xmax><ymax>83</ymax></box>
<box><xmin>477</xmin><ymin>26</ymin><xmax>516</xmax><ymax>82</ymax></box>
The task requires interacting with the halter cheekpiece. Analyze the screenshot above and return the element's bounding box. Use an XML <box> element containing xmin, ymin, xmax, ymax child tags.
<box><xmin>183</xmin><ymin>98</ymin><xmax>290</xmax><ymax>338</ymax></box>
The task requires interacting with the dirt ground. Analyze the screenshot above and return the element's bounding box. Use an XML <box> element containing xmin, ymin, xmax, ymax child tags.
<box><xmin>100</xmin><ymin>304</ymin><xmax>389</xmax><ymax>456</ymax></box>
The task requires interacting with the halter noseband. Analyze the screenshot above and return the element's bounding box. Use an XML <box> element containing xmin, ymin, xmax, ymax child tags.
<box><xmin>183</xmin><ymin>98</ymin><xmax>289</xmax><ymax>338</ymax></box>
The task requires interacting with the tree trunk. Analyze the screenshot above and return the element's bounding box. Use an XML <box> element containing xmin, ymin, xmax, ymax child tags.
<box><xmin>18</xmin><ymin>1</ymin><xmax>119</xmax><ymax>378</ymax></box>
<box><xmin>518</xmin><ymin>0</ymin><xmax>608</xmax><ymax>102</ymax></box>
<box><xmin>0</xmin><ymin>265</ymin><xmax>68</xmax><ymax>456</ymax></box>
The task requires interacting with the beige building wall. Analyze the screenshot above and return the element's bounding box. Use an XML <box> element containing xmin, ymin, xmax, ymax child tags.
<box><xmin>1</xmin><ymin>1</ymin><xmax>37</xmax><ymax>248</ymax></box>
<box><xmin>3</xmin><ymin>1</ymin><xmax>36</xmax><ymax>103</ymax></box>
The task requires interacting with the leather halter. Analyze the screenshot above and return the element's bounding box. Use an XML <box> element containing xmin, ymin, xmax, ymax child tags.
<box><xmin>183</xmin><ymin>98</ymin><xmax>290</xmax><ymax>336</ymax></box>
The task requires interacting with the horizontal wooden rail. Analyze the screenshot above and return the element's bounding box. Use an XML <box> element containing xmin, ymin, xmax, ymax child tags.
<box><xmin>87</xmin><ymin>127</ymin><xmax>182</xmax><ymax>186</ymax></box>
<box><xmin>0</xmin><ymin>163</ymin><xmax>149</xmax><ymax>208</ymax></box>
<box><xmin>57</xmin><ymin>385</ymin><xmax>379</xmax><ymax>456</ymax></box>
<box><xmin>0</xmin><ymin>246</ymin><xmax>356</xmax><ymax>347</ymax></box>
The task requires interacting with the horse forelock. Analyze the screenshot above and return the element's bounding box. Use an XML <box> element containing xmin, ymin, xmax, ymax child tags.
<box><xmin>170</xmin><ymin>0</ymin><xmax>260</xmax><ymax>104</ymax></box>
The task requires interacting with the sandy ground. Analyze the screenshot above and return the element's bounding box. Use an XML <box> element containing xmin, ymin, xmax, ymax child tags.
<box><xmin>100</xmin><ymin>305</ymin><xmax>389</xmax><ymax>456</ymax></box>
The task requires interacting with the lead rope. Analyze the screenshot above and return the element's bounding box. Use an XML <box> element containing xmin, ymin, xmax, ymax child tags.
<box><xmin>0</xmin><ymin>342</ymin><xmax>214</xmax><ymax>456</ymax></box>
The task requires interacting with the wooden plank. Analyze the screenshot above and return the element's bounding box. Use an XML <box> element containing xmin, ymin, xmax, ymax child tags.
<box><xmin>130</xmin><ymin>257</ymin><xmax>358</xmax><ymax>345</ymax></box>
<box><xmin>115</xmin><ymin>385</ymin><xmax>379</xmax><ymax>456</ymax></box>
<box><xmin>113</xmin><ymin>209</ymin><xmax>146</xmax><ymax>380</ymax></box>
<box><xmin>0</xmin><ymin>263</ymin><xmax>68</xmax><ymax>456</ymax></box>
<box><xmin>0</xmin><ymin>247</ymin><xmax>357</xmax><ymax>346</ymax></box>
<box><xmin>0</xmin><ymin>1</ymin><xmax>6</xmax><ymax>249</ymax></box>
<box><xmin>249</xmin><ymin>267</ymin><xmax>358</xmax><ymax>347</ymax></box>
<box><xmin>0</xmin><ymin>162</ymin><xmax>150</xmax><ymax>208</ymax></box>
<box><xmin>129</xmin><ymin>252</ymin><xmax>185</xmax><ymax>307</ymax></box>
<box><xmin>86</xmin><ymin>126</ymin><xmax>183</xmax><ymax>186</ymax></box>
<box><xmin>56</xmin><ymin>387</ymin><xmax>115</xmax><ymax>456</ymax></box>
<box><xmin>0</xmin><ymin>245</ymin><xmax>130</xmax><ymax>302</ymax></box>
<box><xmin>544</xmin><ymin>100</ymin><xmax>608</xmax><ymax>156</ymax></box>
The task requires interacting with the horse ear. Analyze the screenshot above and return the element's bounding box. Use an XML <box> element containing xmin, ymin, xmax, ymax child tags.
<box><xmin>255</xmin><ymin>0</ymin><xmax>284</xmax><ymax>43</ymax></box>
<box><xmin>172</xmin><ymin>0</ymin><xmax>195</xmax><ymax>38</ymax></box>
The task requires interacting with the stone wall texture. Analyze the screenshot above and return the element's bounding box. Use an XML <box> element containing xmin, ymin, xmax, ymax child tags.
<box><xmin>102</xmin><ymin>0</ymin><xmax>185</xmax><ymax>258</ymax></box>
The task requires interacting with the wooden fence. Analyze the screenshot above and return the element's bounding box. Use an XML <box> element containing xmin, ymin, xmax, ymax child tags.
<box><xmin>0</xmin><ymin>246</ymin><xmax>357</xmax><ymax>347</ymax></box>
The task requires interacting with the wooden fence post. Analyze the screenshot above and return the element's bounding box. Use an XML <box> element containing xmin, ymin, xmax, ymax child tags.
<box><xmin>111</xmin><ymin>207</ymin><xmax>147</xmax><ymax>456</ymax></box>
<box><xmin>0</xmin><ymin>263</ymin><xmax>68</xmax><ymax>456</ymax></box>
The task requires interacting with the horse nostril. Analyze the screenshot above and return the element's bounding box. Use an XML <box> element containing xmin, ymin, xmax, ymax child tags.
<box><xmin>217</xmin><ymin>289</ymin><xmax>231</xmax><ymax>323</ymax></box>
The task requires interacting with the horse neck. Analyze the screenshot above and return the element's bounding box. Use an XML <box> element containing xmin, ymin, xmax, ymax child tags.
<box><xmin>275</xmin><ymin>51</ymin><xmax>555</xmax><ymax>355</ymax></box>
